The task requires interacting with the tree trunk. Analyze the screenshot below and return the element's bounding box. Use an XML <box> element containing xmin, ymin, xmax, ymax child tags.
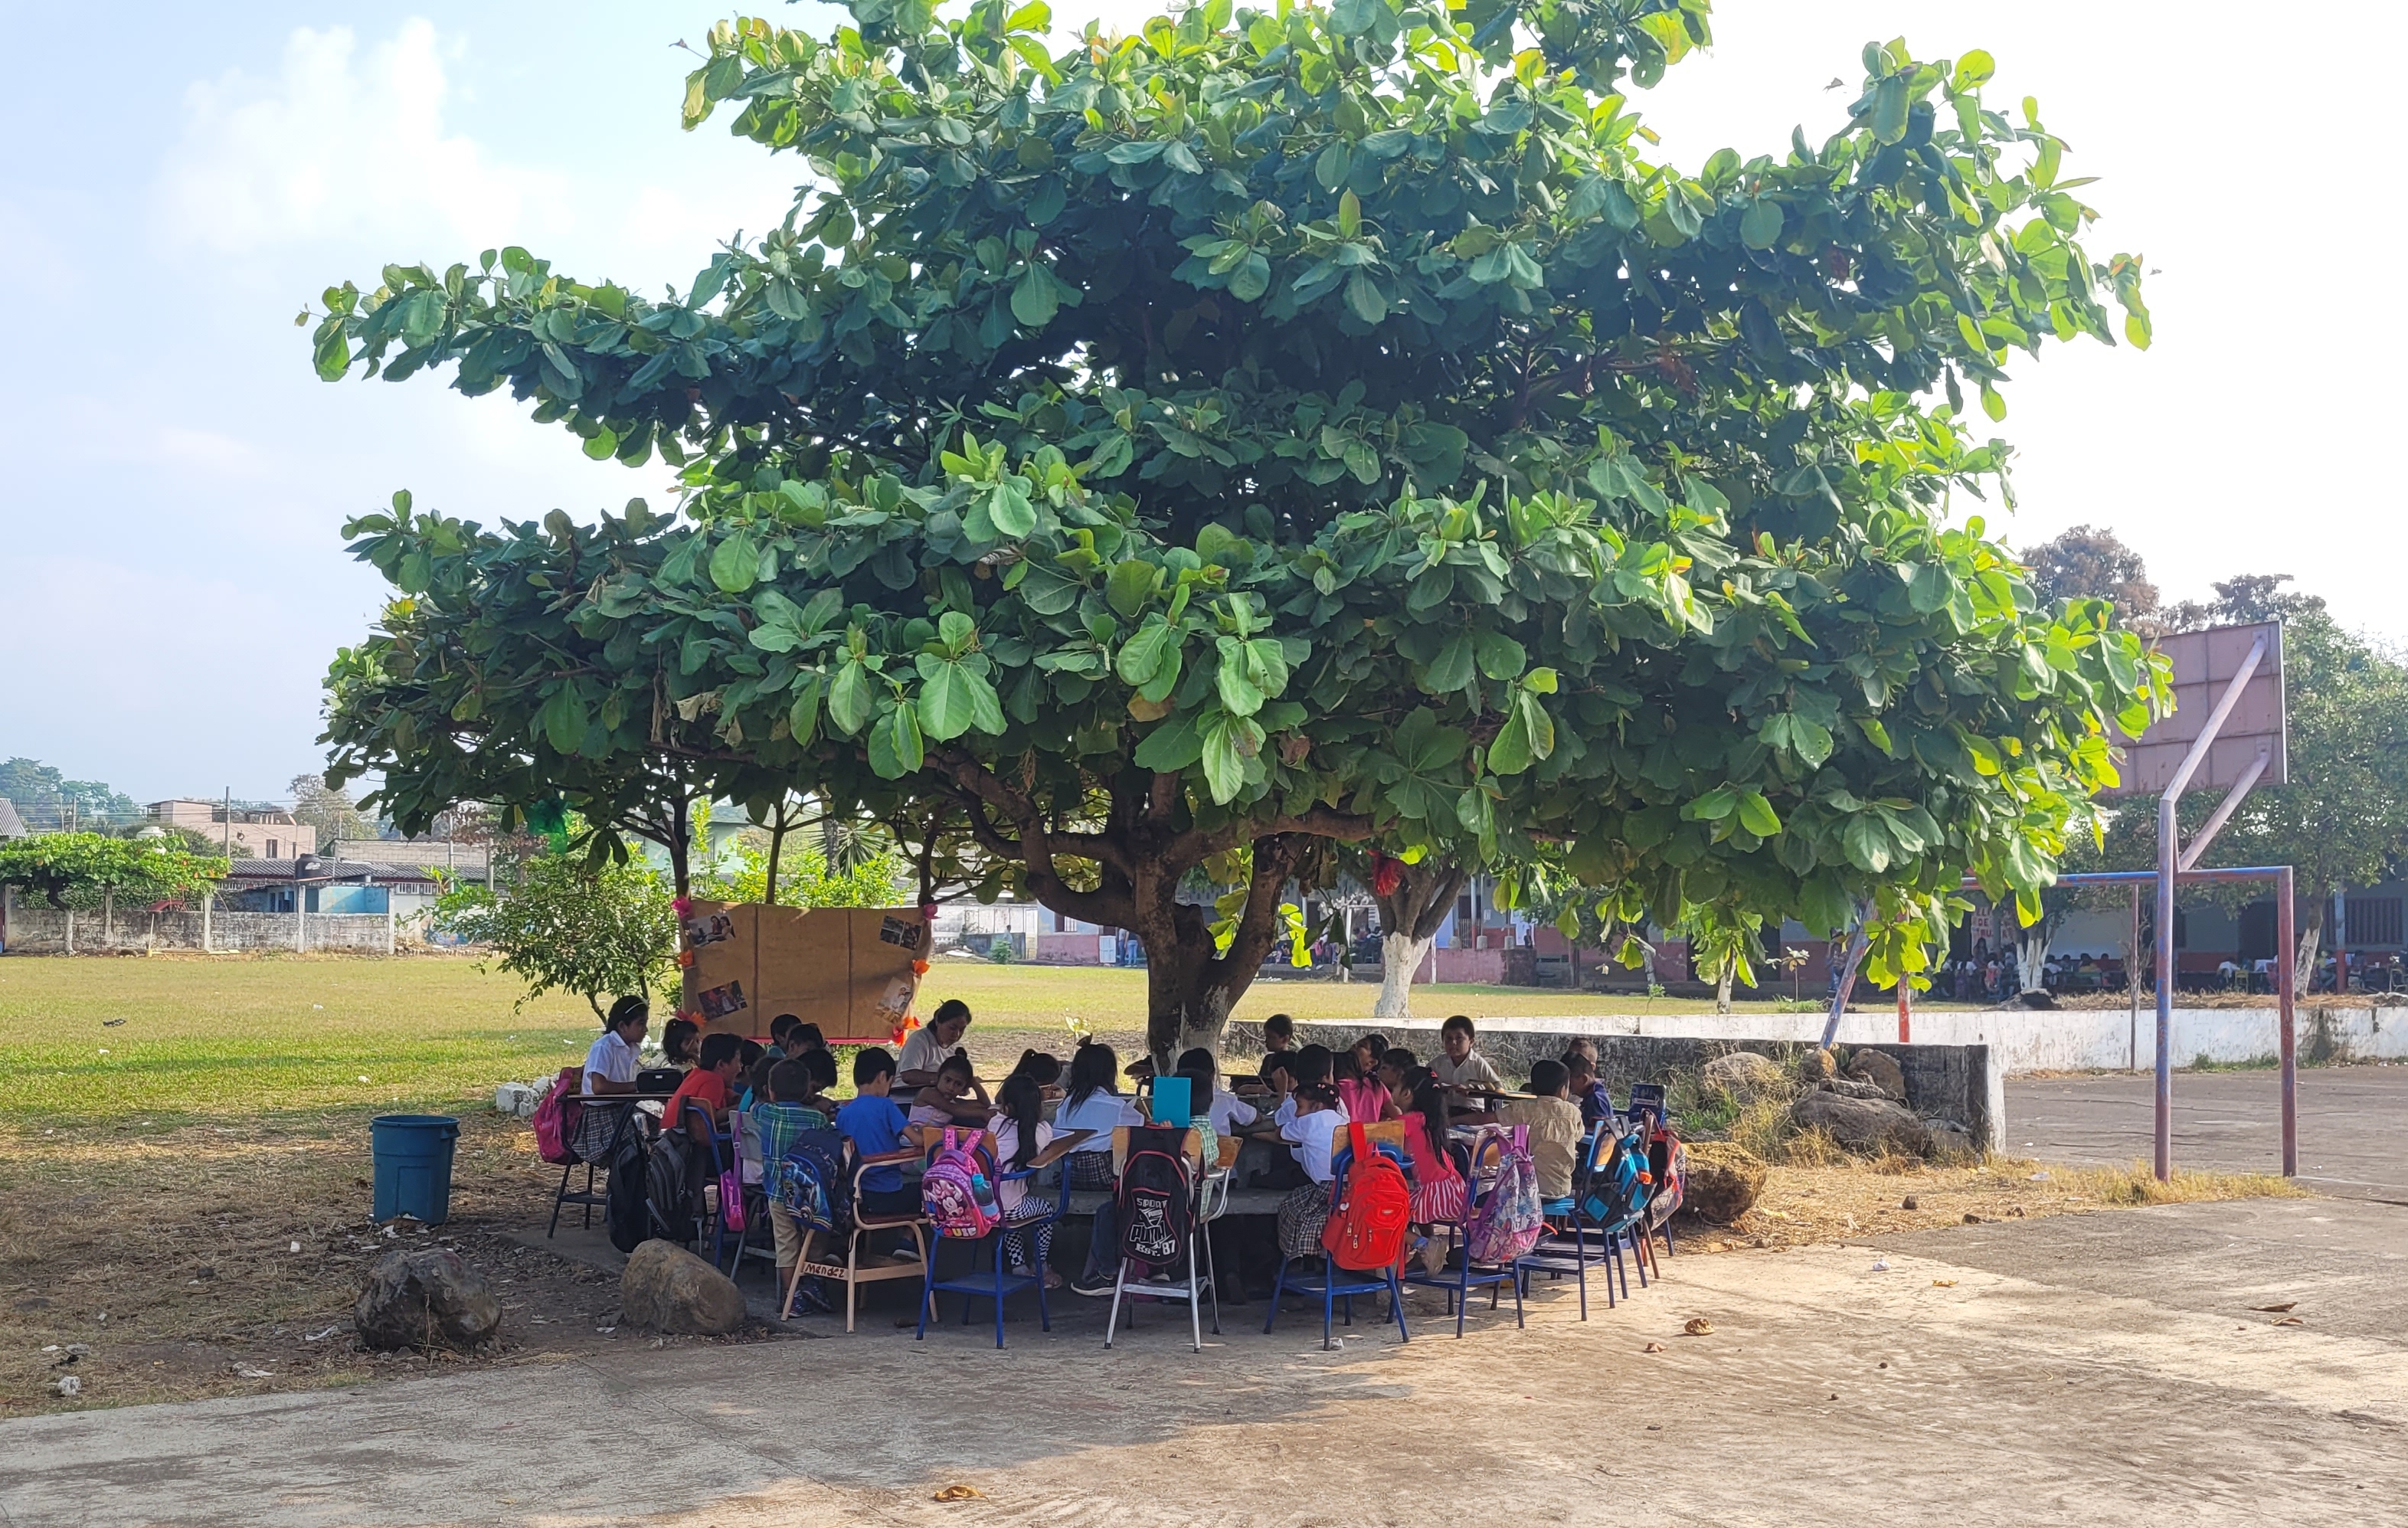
<box><xmin>1376</xmin><ymin>931</ymin><xmax>1433</xmax><ymax>1019</ymax></box>
<box><xmin>765</xmin><ymin>816</ymin><xmax>785</xmax><ymax>907</ymax></box>
<box><xmin>1367</xmin><ymin>860</ymin><xmax>1467</xmax><ymax>1022</ymax></box>
<box><xmin>2017</xmin><ymin>919</ymin><xmax>2055</xmax><ymax>995</ymax></box>
<box><xmin>1714</xmin><ymin>957</ymin><xmax>1734</xmax><ymax>1013</ymax></box>
<box><xmin>2293</xmin><ymin>894</ymin><xmax>2327</xmax><ymax>995</ymax></box>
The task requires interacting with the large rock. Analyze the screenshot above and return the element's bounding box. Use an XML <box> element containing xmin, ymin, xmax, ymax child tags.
<box><xmin>1796</xmin><ymin>1047</ymin><xmax>1841</xmax><ymax>1084</ymax></box>
<box><xmin>1680</xmin><ymin>1142</ymin><xmax>1768</xmax><ymax>1222</ymax></box>
<box><xmin>620</xmin><ymin>1240</ymin><xmax>747</xmax><ymax>1335</ymax></box>
<box><xmin>1790</xmin><ymin>1087</ymin><xmax>1932</xmax><ymax>1157</ymax></box>
<box><xmin>355</xmin><ymin>1248</ymin><xmax>502</xmax><ymax>1352</ymax></box>
<box><xmin>1701</xmin><ymin>1051</ymin><xmax>1788</xmax><ymax>1106</ymax></box>
<box><xmin>1845</xmin><ymin>1049</ymin><xmax>1908</xmax><ymax>1101</ymax></box>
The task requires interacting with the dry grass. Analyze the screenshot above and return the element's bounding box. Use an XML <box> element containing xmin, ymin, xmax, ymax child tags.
<box><xmin>1677</xmin><ymin>1157</ymin><xmax>2306</xmax><ymax>1255</ymax></box>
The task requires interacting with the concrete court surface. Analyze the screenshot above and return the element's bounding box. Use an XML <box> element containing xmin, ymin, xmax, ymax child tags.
<box><xmin>2007</xmin><ymin>1063</ymin><xmax>2408</xmax><ymax>1199</ymax></box>
<box><xmin>5</xmin><ymin>1195</ymin><xmax>2406</xmax><ymax>1528</ymax></box>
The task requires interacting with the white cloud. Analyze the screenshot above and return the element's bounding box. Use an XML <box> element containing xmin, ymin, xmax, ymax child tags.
<box><xmin>155</xmin><ymin>18</ymin><xmax>569</xmax><ymax>254</ymax></box>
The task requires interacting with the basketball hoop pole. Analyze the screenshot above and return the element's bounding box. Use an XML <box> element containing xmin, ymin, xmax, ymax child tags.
<box><xmin>2153</xmin><ymin>629</ymin><xmax>2271</xmax><ymax>1182</ymax></box>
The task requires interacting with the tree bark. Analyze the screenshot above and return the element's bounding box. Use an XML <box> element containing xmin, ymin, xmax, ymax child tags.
<box><xmin>1714</xmin><ymin>957</ymin><xmax>1734</xmax><ymax>1013</ymax></box>
<box><xmin>2016</xmin><ymin>911</ymin><xmax>2057</xmax><ymax>995</ymax></box>
<box><xmin>1370</xmin><ymin>862</ymin><xmax>1467</xmax><ymax>1021</ymax></box>
<box><xmin>2293</xmin><ymin>893</ymin><xmax>2327</xmax><ymax>995</ymax></box>
<box><xmin>1376</xmin><ymin>931</ymin><xmax>1430</xmax><ymax>1018</ymax></box>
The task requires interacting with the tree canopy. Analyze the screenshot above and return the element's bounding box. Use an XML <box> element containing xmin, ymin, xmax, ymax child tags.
<box><xmin>434</xmin><ymin>852</ymin><xmax>679</xmax><ymax>1016</ymax></box>
<box><xmin>314</xmin><ymin>0</ymin><xmax>2164</xmax><ymax>1055</ymax></box>
<box><xmin>0</xmin><ymin>833</ymin><xmax>227</xmax><ymax>911</ymax></box>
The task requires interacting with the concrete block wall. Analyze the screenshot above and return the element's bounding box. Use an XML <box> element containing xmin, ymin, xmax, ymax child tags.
<box><xmin>0</xmin><ymin>904</ymin><xmax>394</xmax><ymax>954</ymax></box>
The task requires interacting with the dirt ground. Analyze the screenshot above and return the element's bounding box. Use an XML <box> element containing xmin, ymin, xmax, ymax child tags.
<box><xmin>3</xmin><ymin>1193</ymin><xmax>2403</xmax><ymax>1528</ymax></box>
<box><xmin>0</xmin><ymin>1104</ymin><xmax>2292</xmax><ymax>1418</ymax></box>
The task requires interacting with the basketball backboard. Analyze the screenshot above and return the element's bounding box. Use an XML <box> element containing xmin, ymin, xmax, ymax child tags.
<box><xmin>2104</xmin><ymin>620</ymin><xmax>2286</xmax><ymax>797</ymax></box>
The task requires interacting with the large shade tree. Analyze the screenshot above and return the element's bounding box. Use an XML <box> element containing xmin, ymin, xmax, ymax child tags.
<box><xmin>313</xmin><ymin>0</ymin><xmax>2165</xmax><ymax>1058</ymax></box>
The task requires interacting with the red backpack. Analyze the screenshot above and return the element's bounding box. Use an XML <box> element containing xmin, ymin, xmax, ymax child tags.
<box><xmin>1323</xmin><ymin>1121</ymin><xmax>1413</xmax><ymax>1271</ymax></box>
<box><xmin>532</xmin><ymin>1068</ymin><xmax>582</xmax><ymax>1164</ymax></box>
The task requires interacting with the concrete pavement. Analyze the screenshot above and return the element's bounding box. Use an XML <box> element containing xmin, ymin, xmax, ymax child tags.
<box><xmin>2007</xmin><ymin>1063</ymin><xmax>2408</xmax><ymax>1199</ymax></box>
<box><xmin>4</xmin><ymin>1193</ymin><xmax>2404</xmax><ymax>1527</ymax></box>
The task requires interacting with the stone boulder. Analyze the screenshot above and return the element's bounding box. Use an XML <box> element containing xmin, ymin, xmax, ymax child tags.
<box><xmin>1844</xmin><ymin>1048</ymin><xmax>1908</xmax><ymax>1102</ymax></box>
<box><xmin>1680</xmin><ymin>1142</ymin><xmax>1768</xmax><ymax>1222</ymax></box>
<box><xmin>620</xmin><ymin>1240</ymin><xmax>747</xmax><ymax>1335</ymax></box>
<box><xmin>1790</xmin><ymin>1087</ymin><xmax>1932</xmax><ymax>1157</ymax></box>
<box><xmin>1701</xmin><ymin>1051</ymin><xmax>1788</xmax><ymax>1107</ymax></box>
<box><xmin>355</xmin><ymin>1248</ymin><xmax>502</xmax><ymax>1352</ymax></box>
<box><xmin>1796</xmin><ymin>1047</ymin><xmax>1841</xmax><ymax>1084</ymax></box>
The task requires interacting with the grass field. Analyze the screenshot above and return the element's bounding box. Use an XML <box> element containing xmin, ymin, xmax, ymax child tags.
<box><xmin>0</xmin><ymin>954</ymin><xmax>1845</xmax><ymax>1127</ymax></box>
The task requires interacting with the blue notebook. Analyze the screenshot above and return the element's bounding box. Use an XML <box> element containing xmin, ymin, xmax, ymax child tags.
<box><xmin>1150</xmin><ymin>1075</ymin><xmax>1192</xmax><ymax>1128</ymax></box>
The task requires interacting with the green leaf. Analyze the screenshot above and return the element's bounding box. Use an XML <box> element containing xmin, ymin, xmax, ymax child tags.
<box><xmin>1473</xmin><ymin>630</ymin><xmax>1527</xmax><ymax>680</ymax></box>
<box><xmin>1423</xmin><ymin>632</ymin><xmax>1476</xmax><ymax>692</ymax></box>
<box><xmin>1011</xmin><ymin>267</ymin><xmax>1058</xmax><ymax>328</ymax></box>
<box><xmin>1740</xmin><ymin>198</ymin><xmax>1783</xmax><ymax>250</ymax></box>
<box><xmin>987</xmin><ymin>482</ymin><xmax>1037</xmax><ymax>538</ymax></box>
<box><xmin>1337</xmin><ymin>189</ymin><xmax>1362</xmax><ymax>239</ymax></box>
<box><xmin>1200</xmin><ymin>715</ymin><xmax>1245</xmax><ymax>803</ymax></box>
<box><xmin>828</xmin><ymin>659</ymin><xmax>874</xmax><ymax>735</ymax></box>
<box><xmin>708</xmin><ymin>532</ymin><xmax>758</xmax><ymax>594</ymax></box>
<box><xmin>538</xmin><ymin>685</ymin><xmax>588</xmax><ymax>754</ymax></box>
<box><xmin>1737</xmin><ymin>790</ymin><xmax>1783</xmax><ymax>837</ymax></box>
<box><xmin>914</xmin><ymin>655</ymin><xmax>987</xmax><ymax>740</ymax></box>
<box><xmin>1134</xmin><ymin>714</ymin><xmax>1206</xmax><ymax>771</ymax></box>
<box><xmin>1115</xmin><ymin>617</ymin><xmax>1179</xmax><ymax>686</ymax></box>
<box><xmin>1105</xmin><ymin>559</ymin><xmax>1156</xmax><ymax>618</ymax></box>
<box><xmin>786</xmin><ymin>672</ymin><xmax>824</xmax><ymax>743</ymax></box>
<box><xmin>1788</xmin><ymin>715</ymin><xmax>1834</xmax><ymax>767</ymax></box>
<box><xmin>1343</xmin><ymin>270</ymin><xmax>1386</xmax><ymax>325</ymax></box>
<box><xmin>1685</xmin><ymin>785</ymin><xmax>1738</xmax><ymax>821</ymax></box>
<box><xmin>1214</xmin><ymin>636</ymin><xmax>1266</xmax><ymax>716</ymax></box>
<box><xmin>869</xmin><ymin>702</ymin><xmax>926</xmax><ymax>777</ymax></box>
<box><xmin>1872</xmin><ymin>74</ymin><xmax>1910</xmax><ymax>144</ymax></box>
<box><xmin>1842</xmin><ymin>813</ymin><xmax>1893</xmax><ymax>873</ymax></box>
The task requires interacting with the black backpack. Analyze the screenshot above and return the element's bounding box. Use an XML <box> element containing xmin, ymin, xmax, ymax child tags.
<box><xmin>1117</xmin><ymin>1126</ymin><xmax>1195</xmax><ymax>1270</ymax></box>
<box><xmin>645</xmin><ymin>1130</ymin><xmax>699</xmax><ymax>1245</ymax></box>
<box><xmin>604</xmin><ymin>1133</ymin><xmax>649</xmax><ymax>1253</ymax></box>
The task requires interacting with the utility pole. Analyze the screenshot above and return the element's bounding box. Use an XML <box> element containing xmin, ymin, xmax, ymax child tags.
<box><xmin>223</xmin><ymin>787</ymin><xmax>232</xmax><ymax>857</ymax></box>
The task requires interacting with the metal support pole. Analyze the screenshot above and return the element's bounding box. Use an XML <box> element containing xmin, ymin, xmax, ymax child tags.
<box><xmin>2128</xmin><ymin>885</ymin><xmax>2141</xmax><ymax>1073</ymax></box>
<box><xmin>1896</xmin><ymin>974</ymin><xmax>1910</xmax><ymax>1044</ymax></box>
<box><xmin>2155</xmin><ymin>793</ymin><xmax>2177</xmax><ymax>1182</ymax></box>
<box><xmin>2279</xmin><ymin>867</ymin><xmax>2297</xmax><ymax>1176</ymax></box>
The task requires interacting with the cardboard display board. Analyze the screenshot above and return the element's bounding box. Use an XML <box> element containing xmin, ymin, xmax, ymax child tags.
<box><xmin>679</xmin><ymin>901</ymin><xmax>929</xmax><ymax>1043</ymax></box>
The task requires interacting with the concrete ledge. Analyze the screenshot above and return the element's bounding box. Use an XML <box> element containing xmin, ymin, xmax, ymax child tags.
<box><xmin>1235</xmin><ymin>1008</ymin><xmax>2408</xmax><ymax>1076</ymax></box>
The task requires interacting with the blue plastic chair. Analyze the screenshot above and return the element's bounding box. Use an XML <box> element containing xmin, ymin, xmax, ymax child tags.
<box><xmin>1264</xmin><ymin>1139</ymin><xmax>1411</xmax><ymax>1350</ymax></box>
<box><xmin>1402</xmin><ymin>1130</ymin><xmax>1523</xmax><ymax>1335</ymax></box>
<box><xmin>916</xmin><ymin>1143</ymin><xmax>1062</xmax><ymax>1349</ymax></box>
<box><xmin>1512</xmin><ymin>1122</ymin><xmax>1639</xmax><ymax>1320</ymax></box>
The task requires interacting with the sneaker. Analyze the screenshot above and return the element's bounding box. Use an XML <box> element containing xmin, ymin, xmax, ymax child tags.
<box><xmin>1069</xmin><ymin>1274</ymin><xmax>1117</xmax><ymax>1297</ymax></box>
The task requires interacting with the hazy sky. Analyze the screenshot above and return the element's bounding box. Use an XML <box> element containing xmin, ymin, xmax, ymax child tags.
<box><xmin>5</xmin><ymin>1</ymin><xmax>2398</xmax><ymax>805</ymax></box>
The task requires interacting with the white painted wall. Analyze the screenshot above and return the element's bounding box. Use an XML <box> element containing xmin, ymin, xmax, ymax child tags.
<box><xmin>1407</xmin><ymin>1008</ymin><xmax>2408</xmax><ymax>1074</ymax></box>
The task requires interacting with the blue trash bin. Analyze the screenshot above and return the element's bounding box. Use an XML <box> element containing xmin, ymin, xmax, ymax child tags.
<box><xmin>371</xmin><ymin>1114</ymin><xmax>461</xmax><ymax>1225</ymax></box>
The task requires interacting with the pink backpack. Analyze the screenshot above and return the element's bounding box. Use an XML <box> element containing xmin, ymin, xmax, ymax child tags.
<box><xmin>1465</xmin><ymin>1125</ymin><xmax>1545</xmax><ymax>1265</ymax></box>
<box><xmin>921</xmin><ymin>1127</ymin><xmax>1003</xmax><ymax>1238</ymax></box>
<box><xmin>532</xmin><ymin>1068</ymin><xmax>582</xmax><ymax>1164</ymax></box>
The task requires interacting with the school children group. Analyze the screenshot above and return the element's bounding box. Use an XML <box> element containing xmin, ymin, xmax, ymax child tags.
<box><xmin>557</xmin><ymin>995</ymin><xmax>1672</xmax><ymax>1327</ymax></box>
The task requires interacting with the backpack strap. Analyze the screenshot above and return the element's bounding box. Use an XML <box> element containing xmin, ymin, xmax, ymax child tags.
<box><xmin>1348</xmin><ymin>1121</ymin><xmax>1370</xmax><ymax>1176</ymax></box>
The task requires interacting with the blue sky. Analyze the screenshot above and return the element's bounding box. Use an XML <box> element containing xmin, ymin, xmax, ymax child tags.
<box><xmin>5</xmin><ymin>1</ymin><xmax>2400</xmax><ymax>807</ymax></box>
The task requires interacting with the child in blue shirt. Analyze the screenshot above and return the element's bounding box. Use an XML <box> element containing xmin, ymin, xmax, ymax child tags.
<box><xmin>834</xmin><ymin>1047</ymin><xmax>917</xmax><ymax>1217</ymax></box>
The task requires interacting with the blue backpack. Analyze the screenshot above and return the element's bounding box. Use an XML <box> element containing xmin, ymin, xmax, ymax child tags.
<box><xmin>775</xmin><ymin>1127</ymin><xmax>852</xmax><ymax>1238</ymax></box>
<box><xmin>1578</xmin><ymin>1125</ymin><xmax>1654</xmax><ymax>1230</ymax></box>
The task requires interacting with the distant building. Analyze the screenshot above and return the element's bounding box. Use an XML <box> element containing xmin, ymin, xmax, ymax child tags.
<box><xmin>329</xmin><ymin>838</ymin><xmax>489</xmax><ymax>880</ymax></box>
<box><xmin>214</xmin><ymin>856</ymin><xmax>441</xmax><ymax>921</ymax></box>
<box><xmin>149</xmin><ymin>800</ymin><xmax>316</xmax><ymax>860</ymax></box>
<box><xmin>0</xmin><ymin>798</ymin><xmax>24</xmax><ymax>839</ymax></box>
